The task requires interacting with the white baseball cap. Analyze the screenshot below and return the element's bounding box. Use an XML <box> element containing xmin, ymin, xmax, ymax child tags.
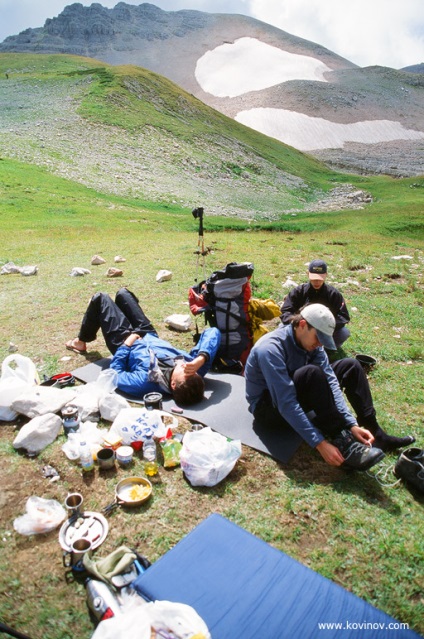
<box><xmin>300</xmin><ymin>304</ymin><xmax>336</xmax><ymax>350</ymax></box>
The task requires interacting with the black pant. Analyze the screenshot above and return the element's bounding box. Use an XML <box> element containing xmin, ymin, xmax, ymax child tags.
<box><xmin>78</xmin><ymin>288</ymin><xmax>156</xmax><ymax>354</ymax></box>
<box><xmin>254</xmin><ymin>358</ymin><xmax>375</xmax><ymax>438</ymax></box>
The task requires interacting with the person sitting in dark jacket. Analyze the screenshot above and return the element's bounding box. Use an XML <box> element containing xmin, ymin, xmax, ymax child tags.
<box><xmin>280</xmin><ymin>259</ymin><xmax>350</xmax><ymax>349</ymax></box>
<box><xmin>66</xmin><ymin>288</ymin><xmax>221</xmax><ymax>406</ymax></box>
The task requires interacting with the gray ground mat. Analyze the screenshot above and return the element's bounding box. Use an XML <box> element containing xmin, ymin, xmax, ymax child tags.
<box><xmin>72</xmin><ymin>359</ymin><xmax>302</xmax><ymax>464</ymax></box>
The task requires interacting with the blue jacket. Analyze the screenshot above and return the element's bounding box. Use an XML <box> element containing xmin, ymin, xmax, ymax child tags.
<box><xmin>110</xmin><ymin>328</ymin><xmax>221</xmax><ymax>398</ymax></box>
<box><xmin>244</xmin><ymin>324</ymin><xmax>356</xmax><ymax>447</ymax></box>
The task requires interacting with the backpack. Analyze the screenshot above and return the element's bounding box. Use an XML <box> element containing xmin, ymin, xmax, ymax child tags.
<box><xmin>189</xmin><ymin>262</ymin><xmax>254</xmax><ymax>369</ymax></box>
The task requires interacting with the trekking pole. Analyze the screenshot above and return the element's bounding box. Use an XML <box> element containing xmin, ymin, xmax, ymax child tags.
<box><xmin>192</xmin><ymin>207</ymin><xmax>207</xmax><ymax>282</ymax></box>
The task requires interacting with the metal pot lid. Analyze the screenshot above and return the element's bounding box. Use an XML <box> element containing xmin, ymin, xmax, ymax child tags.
<box><xmin>58</xmin><ymin>511</ymin><xmax>109</xmax><ymax>551</ymax></box>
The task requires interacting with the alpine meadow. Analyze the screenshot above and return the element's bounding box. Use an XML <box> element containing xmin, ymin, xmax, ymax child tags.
<box><xmin>0</xmin><ymin>52</ymin><xmax>423</xmax><ymax>639</ymax></box>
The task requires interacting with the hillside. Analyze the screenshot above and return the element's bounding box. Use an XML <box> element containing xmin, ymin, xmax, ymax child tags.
<box><xmin>0</xmin><ymin>52</ymin><xmax>375</xmax><ymax>219</ymax></box>
<box><xmin>1</xmin><ymin>4</ymin><xmax>423</xmax><ymax>177</ymax></box>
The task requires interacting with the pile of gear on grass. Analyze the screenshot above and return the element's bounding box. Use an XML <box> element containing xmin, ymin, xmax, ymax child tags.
<box><xmin>0</xmin><ymin>350</ymin><xmax>240</xmax><ymax>639</ymax></box>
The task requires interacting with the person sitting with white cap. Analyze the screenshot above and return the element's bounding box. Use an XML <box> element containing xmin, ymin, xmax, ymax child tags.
<box><xmin>280</xmin><ymin>259</ymin><xmax>351</xmax><ymax>349</ymax></box>
<box><xmin>245</xmin><ymin>304</ymin><xmax>414</xmax><ymax>470</ymax></box>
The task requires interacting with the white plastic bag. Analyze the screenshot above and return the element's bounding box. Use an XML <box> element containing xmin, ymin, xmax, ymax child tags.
<box><xmin>97</xmin><ymin>369</ymin><xmax>118</xmax><ymax>394</ymax></box>
<box><xmin>108</xmin><ymin>408</ymin><xmax>167</xmax><ymax>445</ymax></box>
<box><xmin>179</xmin><ymin>427</ymin><xmax>242</xmax><ymax>487</ymax></box>
<box><xmin>99</xmin><ymin>393</ymin><xmax>130</xmax><ymax>422</ymax></box>
<box><xmin>69</xmin><ymin>369</ymin><xmax>119</xmax><ymax>422</ymax></box>
<box><xmin>11</xmin><ymin>386</ymin><xmax>76</xmax><ymax>419</ymax></box>
<box><xmin>62</xmin><ymin>421</ymin><xmax>106</xmax><ymax>460</ymax></box>
<box><xmin>91</xmin><ymin>595</ymin><xmax>210</xmax><ymax>639</ymax></box>
<box><xmin>0</xmin><ymin>354</ymin><xmax>40</xmax><ymax>421</ymax></box>
<box><xmin>13</xmin><ymin>496</ymin><xmax>66</xmax><ymax>535</ymax></box>
<box><xmin>13</xmin><ymin>413</ymin><xmax>63</xmax><ymax>455</ymax></box>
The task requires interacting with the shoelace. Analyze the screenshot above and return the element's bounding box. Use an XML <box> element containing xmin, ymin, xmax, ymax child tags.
<box><xmin>344</xmin><ymin>441</ymin><xmax>369</xmax><ymax>458</ymax></box>
<box><xmin>366</xmin><ymin>462</ymin><xmax>402</xmax><ymax>488</ymax></box>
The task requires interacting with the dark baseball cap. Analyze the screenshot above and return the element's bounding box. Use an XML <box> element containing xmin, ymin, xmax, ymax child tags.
<box><xmin>308</xmin><ymin>259</ymin><xmax>328</xmax><ymax>281</ymax></box>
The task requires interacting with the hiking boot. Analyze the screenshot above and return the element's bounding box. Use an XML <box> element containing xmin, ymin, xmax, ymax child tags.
<box><xmin>394</xmin><ymin>448</ymin><xmax>424</xmax><ymax>493</ymax></box>
<box><xmin>333</xmin><ymin>430</ymin><xmax>385</xmax><ymax>471</ymax></box>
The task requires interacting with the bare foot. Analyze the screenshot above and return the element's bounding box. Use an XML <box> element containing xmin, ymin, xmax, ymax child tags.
<box><xmin>65</xmin><ymin>338</ymin><xmax>87</xmax><ymax>354</ymax></box>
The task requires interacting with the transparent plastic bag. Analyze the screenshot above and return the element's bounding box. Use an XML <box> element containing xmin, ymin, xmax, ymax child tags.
<box><xmin>13</xmin><ymin>496</ymin><xmax>66</xmax><ymax>535</ymax></box>
<box><xmin>91</xmin><ymin>595</ymin><xmax>210</xmax><ymax>639</ymax></box>
<box><xmin>179</xmin><ymin>427</ymin><xmax>242</xmax><ymax>487</ymax></box>
<box><xmin>62</xmin><ymin>421</ymin><xmax>106</xmax><ymax>460</ymax></box>
<box><xmin>69</xmin><ymin>369</ymin><xmax>119</xmax><ymax>422</ymax></box>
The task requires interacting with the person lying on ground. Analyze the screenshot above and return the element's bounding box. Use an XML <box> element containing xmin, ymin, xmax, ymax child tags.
<box><xmin>280</xmin><ymin>259</ymin><xmax>350</xmax><ymax>349</ymax></box>
<box><xmin>244</xmin><ymin>304</ymin><xmax>415</xmax><ymax>471</ymax></box>
<box><xmin>66</xmin><ymin>288</ymin><xmax>221</xmax><ymax>405</ymax></box>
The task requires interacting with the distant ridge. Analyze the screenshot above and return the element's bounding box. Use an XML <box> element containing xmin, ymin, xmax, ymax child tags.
<box><xmin>401</xmin><ymin>63</ymin><xmax>424</xmax><ymax>74</ymax></box>
<box><xmin>1</xmin><ymin>3</ymin><xmax>423</xmax><ymax>176</ymax></box>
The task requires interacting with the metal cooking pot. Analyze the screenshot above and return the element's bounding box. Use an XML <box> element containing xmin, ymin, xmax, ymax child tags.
<box><xmin>102</xmin><ymin>476</ymin><xmax>152</xmax><ymax>515</ymax></box>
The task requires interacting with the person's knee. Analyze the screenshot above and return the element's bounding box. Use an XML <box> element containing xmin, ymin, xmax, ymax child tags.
<box><xmin>115</xmin><ymin>287</ymin><xmax>129</xmax><ymax>302</ymax></box>
<box><xmin>293</xmin><ymin>364</ymin><xmax>325</xmax><ymax>386</ymax></box>
<box><xmin>90</xmin><ymin>292</ymin><xmax>108</xmax><ymax>304</ymax></box>
<box><xmin>334</xmin><ymin>326</ymin><xmax>350</xmax><ymax>348</ymax></box>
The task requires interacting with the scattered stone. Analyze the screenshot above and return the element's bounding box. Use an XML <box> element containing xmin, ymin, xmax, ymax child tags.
<box><xmin>21</xmin><ymin>265</ymin><xmax>38</xmax><ymax>276</ymax></box>
<box><xmin>106</xmin><ymin>267</ymin><xmax>123</xmax><ymax>277</ymax></box>
<box><xmin>164</xmin><ymin>314</ymin><xmax>192</xmax><ymax>331</ymax></box>
<box><xmin>8</xmin><ymin>342</ymin><xmax>18</xmax><ymax>353</ymax></box>
<box><xmin>156</xmin><ymin>269</ymin><xmax>172</xmax><ymax>282</ymax></box>
<box><xmin>114</xmin><ymin>255</ymin><xmax>126</xmax><ymax>263</ymax></box>
<box><xmin>91</xmin><ymin>255</ymin><xmax>106</xmax><ymax>265</ymax></box>
<box><xmin>1</xmin><ymin>261</ymin><xmax>22</xmax><ymax>274</ymax></box>
<box><xmin>70</xmin><ymin>267</ymin><xmax>91</xmax><ymax>276</ymax></box>
<box><xmin>391</xmin><ymin>255</ymin><xmax>412</xmax><ymax>260</ymax></box>
<box><xmin>282</xmin><ymin>277</ymin><xmax>297</xmax><ymax>289</ymax></box>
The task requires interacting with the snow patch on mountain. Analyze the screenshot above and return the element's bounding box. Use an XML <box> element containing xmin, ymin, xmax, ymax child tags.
<box><xmin>195</xmin><ymin>37</ymin><xmax>331</xmax><ymax>98</ymax></box>
<box><xmin>235</xmin><ymin>108</ymin><xmax>424</xmax><ymax>150</ymax></box>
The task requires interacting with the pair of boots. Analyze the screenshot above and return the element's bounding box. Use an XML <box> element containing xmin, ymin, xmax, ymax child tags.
<box><xmin>358</xmin><ymin>414</ymin><xmax>415</xmax><ymax>453</ymax></box>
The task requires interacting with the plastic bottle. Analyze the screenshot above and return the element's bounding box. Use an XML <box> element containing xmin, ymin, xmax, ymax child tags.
<box><xmin>79</xmin><ymin>441</ymin><xmax>94</xmax><ymax>472</ymax></box>
<box><xmin>143</xmin><ymin>438</ymin><xmax>158</xmax><ymax>476</ymax></box>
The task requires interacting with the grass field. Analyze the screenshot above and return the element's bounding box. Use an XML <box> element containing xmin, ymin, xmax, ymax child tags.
<box><xmin>0</xmin><ymin>52</ymin><xmax>423</xmax><ymax>639</ymax></box>
<box><xmin>0</xmin><ymin>157</ymin><xmax>423</xmax><ymax>638</ymax></box>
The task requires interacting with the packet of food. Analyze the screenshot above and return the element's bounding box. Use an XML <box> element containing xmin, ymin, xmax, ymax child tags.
<box><xmin>160</xmin><ymin>429</ymin><xmax>182</xmax><ymax>468</ymax></box>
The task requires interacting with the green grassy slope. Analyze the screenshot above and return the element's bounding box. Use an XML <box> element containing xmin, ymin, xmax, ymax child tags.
<box><xmin>0</xmin><ymin>53</ymin><xmax>423</xmax><ymax>639</ymax></box>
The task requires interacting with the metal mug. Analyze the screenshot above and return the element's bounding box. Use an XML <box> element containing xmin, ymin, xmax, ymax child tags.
<box><xmin>143</xmin><ymin>392</ymin><xmax>163</xmax><ymax>411</ymax></box>
<box><xmin>63</xmin><ymin>538</ymin><xmax>92</xmax><ymax>572</ymax></box>
<box><xmin>64</xmin><ymin>492</ymin><xmax>84</xmax><ymax>519</ymax></box>
<box><xmin>97</xmin><ymin>447</ymin><xmax>115</xmax><ymax>470</ymax></box>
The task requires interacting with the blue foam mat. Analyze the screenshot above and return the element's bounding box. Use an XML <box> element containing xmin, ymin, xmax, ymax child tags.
<box><xmin>132</xmin><ymin>514</ymin><xmax>420</xmax><ymax>639</ymax></box>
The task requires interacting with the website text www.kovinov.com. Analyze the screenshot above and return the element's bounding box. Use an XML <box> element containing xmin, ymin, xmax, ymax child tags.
<box><xmin>317</xmin><ymin>621</ymin><xmax>410</xmax><ymax>631</ymax></box>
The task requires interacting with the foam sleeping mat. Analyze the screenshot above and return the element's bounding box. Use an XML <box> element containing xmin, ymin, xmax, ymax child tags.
<box><xmin>132</xmin><ymin>514</ymin><xmax>420</xmax><ymax>639</ymax></box>
<box><xmin>71</xmin><ymin>359</ymin><xmax>303</xmax><ymax>464</ymax></box>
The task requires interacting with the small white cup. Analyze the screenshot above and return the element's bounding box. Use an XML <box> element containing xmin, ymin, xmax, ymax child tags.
<box><xmin>116</xmin><ymin>445</ymin><xmax>134</xmax><ymax>467</ymax></box>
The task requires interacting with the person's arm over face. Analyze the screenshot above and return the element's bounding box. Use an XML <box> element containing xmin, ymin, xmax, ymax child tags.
<box><xmin>189</xmin><ymin>327</ymin><xmax>221</xmax><ymax>376</ymax></box>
